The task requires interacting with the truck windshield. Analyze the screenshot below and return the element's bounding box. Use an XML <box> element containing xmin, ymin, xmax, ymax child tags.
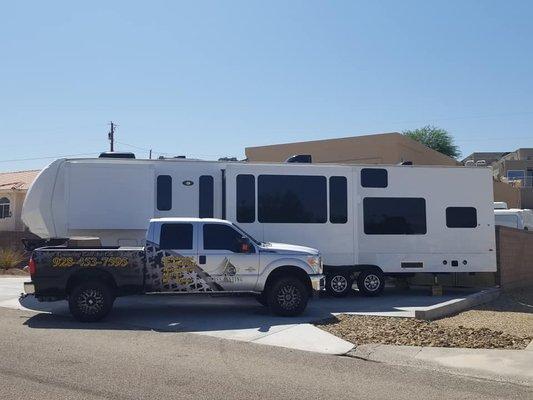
<box><xmin>232</xmin><ymin>223</ymin><xmax>263</xmax><ymax>246</ymax></box>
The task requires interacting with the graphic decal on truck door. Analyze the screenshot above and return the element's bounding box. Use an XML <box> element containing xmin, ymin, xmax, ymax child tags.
<box><xmin>144</xmin><ymin>242</ymin><xmax>223</xmax><ymax>292</ymax></box>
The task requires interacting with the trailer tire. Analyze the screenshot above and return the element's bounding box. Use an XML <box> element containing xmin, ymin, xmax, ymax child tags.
<box><xmin>68</xmin><ymin>281</ymin><xmax>114</xmax><ymax>322</ymax></box>
<box><xmin>326</xmin><ymin>272</ymin><xmax>353</xmax><ymax>297</ymax></box>
<box><xmin>267</xmin><ymin>277</ymin><xmax>308</xmax><ymax>317</ymax></box>
<box><xmin>357</xmin><ymin>270</ymin><xmax>385</xmax><ymax>297</ymax></box>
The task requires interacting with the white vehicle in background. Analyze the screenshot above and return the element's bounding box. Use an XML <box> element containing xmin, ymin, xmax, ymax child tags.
<box><xmin>494</xmin><ymin>209</ymin><xmax>533</xmax><ymax>230</ymax></box>
<box><xmin>22</xmin><ymin>154</ymin><xmax>497</xmax><ymax>297</ymax></box>
<box><xmin>493</xmin><ymin>202</ymin><xmax>508</xmax><ymax>210</ymax></box>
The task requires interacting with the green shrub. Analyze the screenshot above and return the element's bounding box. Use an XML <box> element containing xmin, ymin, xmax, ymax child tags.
<box><xmin>0</xmin><ymin>248</ymin><xmax>26</xmax><ymax>270</ymax></box>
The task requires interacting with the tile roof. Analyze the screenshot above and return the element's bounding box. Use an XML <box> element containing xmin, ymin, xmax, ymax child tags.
<box><xmin>0</xmin><ymin>170</ymin><xmax>40</xmax><ymax>191</ymax></box>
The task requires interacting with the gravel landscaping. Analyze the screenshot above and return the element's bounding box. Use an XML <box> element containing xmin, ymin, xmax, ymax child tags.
<box><xmin>316</xmin><ymin>288</ymin><xmax>533</xmax><ymax>350</ymax></box>
<box><xmin>316</xmin><ymin>314</ymin><xmax>531</xmax><ymax>349</ymax></box>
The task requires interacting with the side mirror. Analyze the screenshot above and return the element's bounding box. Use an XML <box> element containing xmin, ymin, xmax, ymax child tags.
<box><xmin>239</xmin><ymin>237</ymin><xmax>252</xmax><ymax>253</ymax></box>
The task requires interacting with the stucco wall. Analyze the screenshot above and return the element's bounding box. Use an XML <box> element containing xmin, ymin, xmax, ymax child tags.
<box><xmin>246</xmin><ymin>133</ymin><xmax>458</xmax><ymax>166</ymax></box>
<box><xmin>0</xmin><ymin>191</ymin><xmax>27</xmax><ymax>232</ymax></box>
<box><xmin>496</xmin><ymin>226</ymin><xmax>533</xmax><ymax>290</ymax></box>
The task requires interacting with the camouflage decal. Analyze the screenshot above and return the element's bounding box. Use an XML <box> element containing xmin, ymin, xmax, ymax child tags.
<box><xmin>144</xmin><ymin>241</ymin><xmax>222</xmax><ymax>292</ymax></box>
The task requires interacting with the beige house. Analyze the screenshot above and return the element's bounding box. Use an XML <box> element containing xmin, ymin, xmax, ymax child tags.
<box><xmin>246</xmin><ymin>132</ymin><xmax>459</xmax><ymax>166</ymax></box>
<box><xmin>0</xmin><ymin>170</ymin><xmax>40</xmax><ymax>232</ymax></box>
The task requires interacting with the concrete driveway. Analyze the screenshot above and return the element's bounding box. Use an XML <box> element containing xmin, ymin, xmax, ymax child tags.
<box><xmin>0</xmin><ymin>277</ymin><xmax>478</xmax><ymax>354</ymax></box>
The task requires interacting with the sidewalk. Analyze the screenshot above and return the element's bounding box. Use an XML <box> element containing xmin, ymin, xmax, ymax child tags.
<box><xmin>350</xmin><ymin>343</ymin><xmax>533</xmax><ymax>386</ymax></box>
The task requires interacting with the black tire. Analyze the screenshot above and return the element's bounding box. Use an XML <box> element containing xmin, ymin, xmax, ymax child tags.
<box><xmin>267</xmin><ymin>277</ymin><xmax>309</xmax><ymax>317</ymax></box>
<box><xmin>255</xmin><ymin>293</ymin><xmax>268</xmax><ymax>307</ymax></box>
<box><xmin>325</xmin><ymin>272</ymin><xmax>353</xmax><ymax>297</ymax></box>
<box><xmin>68</xmin><ymin>281</ymin><xmax>114</xmax><ymax>322</ymax></box>
<box><xmin>356</xmin><ymin>270</ymin><xmax>385</xmax><ymax>297</ymax></box>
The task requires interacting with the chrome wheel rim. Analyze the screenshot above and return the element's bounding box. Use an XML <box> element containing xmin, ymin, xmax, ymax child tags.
<box><xmin>363</xmin><ymin>274</ymin><xmax>380</xmax><ymax>292</ymax></box>
<box><xmin>77</xmin><ymin>289</ymin><xmax>105</xmax><ymax>315</ymax></box>
<box><xmin>277</xmin><ymin>285</ymin><xmax>301</xmax><ymax>310</ymax></box>
<box><xmin>330</xmin><ymin>275</ymin><xmax>348</xmax><ymax>293</ymax></box>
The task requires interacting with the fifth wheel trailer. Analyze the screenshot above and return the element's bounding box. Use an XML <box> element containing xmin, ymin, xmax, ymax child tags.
<box><xmin>22</xmin><ymin>157</ymin><xmax>497</xmax><ymax>296</ymax></box>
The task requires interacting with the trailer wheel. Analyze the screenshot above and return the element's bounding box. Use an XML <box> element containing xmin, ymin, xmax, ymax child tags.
<box><xmin>357</xmin><ymin>270</ymin><xmax>385</xmax><ymax>297</ymax></box>
<box><xmin>267</xmin><ymin>277</ymin><xmax>308</xmax><ymax>317</ymax></box>
<box><xmin>68</xmin><ymin>281</ymin><xmax>114</xmax><ymax>322</ymax></box>
<box><xmin>326</xmin><ymin>272</ymin><xmax>353</xmax><ymax>297</ymax></box>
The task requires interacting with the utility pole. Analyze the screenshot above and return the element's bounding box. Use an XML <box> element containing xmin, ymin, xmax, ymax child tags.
<box><xmin>149</xmin><ymin>149</ymin><xmax>152</xmax><ymax>159</ymax></box>
<box><xmin>108</xmin><ymin>121</ymin><xmax>116</xmax><ymax>152</ymax></box>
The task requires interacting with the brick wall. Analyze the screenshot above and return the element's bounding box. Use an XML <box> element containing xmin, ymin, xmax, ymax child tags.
<box><xmin>496</xmin><ymin>226</ymin><xmax>533</xmax><ymax>290</ymax></box>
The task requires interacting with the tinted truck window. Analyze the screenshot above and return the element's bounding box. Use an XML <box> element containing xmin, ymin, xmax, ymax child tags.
<box><xmin>258</xmin><ymin>175</ymin><xmax>327</xmax><ymax>223</ymax></box>
<box><xmin>446</xmin><ymin>207</ymin><xmax>477</xmax><ymax>228</ymax></box>
<box><xmin>159</xmin><ymin>223</ymin><xmax>193</xmax><ymax>249</ymax></box>
<box><xmin>363</xmin><ymin>197</ymin><xmax>427</xmax><ymax>234</ymax></box>
<box><xmin>203</xmin><ymin>224</ymin><xmax>242</xmax><ymax>252</ymax></box>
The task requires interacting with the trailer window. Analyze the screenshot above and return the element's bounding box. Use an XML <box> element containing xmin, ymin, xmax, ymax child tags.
<box><xmin>363</xmin><ymin>197</ymin><xmax>426</xmax><ymax>234</ymax></box>
<box><xmin>329</xmin><ymin>176</ymin><xmax>347</xmax><ymax>223</ymax></box>
<box><xmin>157</xmin><ymin>175</ymin><xmax>172</xmax><ymax>211</ymax></box>
<box><xmin>361</xmin><ymin>168</ymin><xmax>388</xmax><ymax>188</ymax></box>
<box><xmin>199</xmin><ymin>175</ymin><xmax>214</xmax><ymax>218</ymax></box>
<box><xmin>258</xmin><ymin>175</ymin><xmax>327</xmax><ymax>223</ymax></box>
<box><xmin>446</xmin><ymin>207</ymin><xmax>477</xmax><ymax>228</ymax></box>
<box><xmin>159</xmin><ymin>223</ymin><xmax>193</xmax><ymax>250</ymax></box>
<box><xmin>236</xmin><ymin>174</ymin><xmax>255</xmax><ymax>223</ymax></box>
<box><xmin>203</xmin><ymin>224</ymin><xmax>245</xmax><ymax>253</ymax></box>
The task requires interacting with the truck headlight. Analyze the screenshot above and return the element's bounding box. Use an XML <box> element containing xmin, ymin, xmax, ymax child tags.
<box><xmin>307</xmin><ymin>256</ymin><xmax>322</xmax><ymax>273</ymax></box>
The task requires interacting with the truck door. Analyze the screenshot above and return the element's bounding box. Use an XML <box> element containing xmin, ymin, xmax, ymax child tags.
<box><xmin>145</xmin><ymin>222</ymin><xmax>221</xmax><ymax>293</ymax></box>
<box><xmin>198</xmin><ymin>222</ymin><xmax>260</xmax><ymax>291</ymax></box>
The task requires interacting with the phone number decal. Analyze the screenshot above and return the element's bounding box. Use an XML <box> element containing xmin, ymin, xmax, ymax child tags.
<box><xmin>52</xmin><ymin>256</ymin><xmax>129</xmax><ymax>268</ymax></box>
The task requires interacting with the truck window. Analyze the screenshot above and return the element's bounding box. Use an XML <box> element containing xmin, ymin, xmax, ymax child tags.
<box><xmin>329</xmin><ymin>176</ymin><xmax>347</xmax><ymax>224</ymax></box>
<box><xmin>159</xmin><ymin>223</ymin><xmax>193</xmax><ymax>250</ymax></box>
<box><xmin>236</xmin><ymin>174</ymin><xmax>255</xmax><ymax>223</ymax></box>
<box><xmin>446</xmin><ymin>207</ymin><xmax>477</xmax><ymax>228</ymax></box>
<box><xmin>258</xmin><ymin>175</ymin><xmax>327</xmax><ymax>223</ymax></box>
<box><xmin>157</xmin><ymin>175</ymin><xmax>172</xmax><ymax>211</ymax></box>
<box><xmin>363</xmin><ymin>197</ymin><xmax>426</xmax><ymax>234</ymax></box>
<box><xmin>199</xmin><ymin>175</ymin><xmax>214</xmax><ymax>218</ymax></box>
<box><xmin>361</xmin><ymin>168</ymin><xmax>388</xmax><ymax>188</ymax></box>
<box><xmin>203</xmin><ymin>224</ymin><xmax>243</xmax><ymax>253</ymax></box>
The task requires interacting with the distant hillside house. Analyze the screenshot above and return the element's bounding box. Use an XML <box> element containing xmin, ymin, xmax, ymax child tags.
<box><xmin>0</xmin><ymin>170</ymin><xmax>40</xmax><ymax>232</ymax></box>
<box><xmin>246</xmin><ymin>132</ymin><xmax>459</xmax><ymax>166</ymax></box>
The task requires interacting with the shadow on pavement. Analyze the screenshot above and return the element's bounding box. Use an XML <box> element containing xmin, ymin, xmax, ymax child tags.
<box><xmin>20</xmin><ymin>287</ymin><xmax>479</xmax><ymax>336</ymax></box>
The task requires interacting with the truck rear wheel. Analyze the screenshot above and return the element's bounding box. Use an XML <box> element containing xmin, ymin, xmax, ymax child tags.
<box><xmin>267</xmin><ymin>277</ymin><xmax>308</xmax><ymax>317</ymax></box>
<box><xmin>68</xmin><ymin>281</ymin><xmax>114</xmax><ymax>322</ymax></box>
<box><xmin>325</xmin><ymin>272</ymin><xmax>353</xmax><ymax>297</ymax></box>
<box><xmin>356</xmin><ymin>270</ymin><xmax>385</xmax><ymax>297</ymax></box>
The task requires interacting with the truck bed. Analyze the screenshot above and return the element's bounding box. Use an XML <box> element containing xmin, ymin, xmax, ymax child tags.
<box><xmin>31</xmin><ymin>246</ymin><xmax>146</xmax><ymax>299</ymax></box>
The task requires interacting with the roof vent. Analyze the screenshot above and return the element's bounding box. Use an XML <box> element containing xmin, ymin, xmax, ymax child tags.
<box><xmin>99</xmin><ymin>152</ymin><xmax>135</xmax><ymax>159</ymax></box>
<box><xmin>400</xmin><ymin>160</ymin><xmax>413</xmax><ymax>165</ymax></box>
<box><xmin>286</xmin><ymin>154</ymin><xmax>312</xmax><ymax>163</ymax></box>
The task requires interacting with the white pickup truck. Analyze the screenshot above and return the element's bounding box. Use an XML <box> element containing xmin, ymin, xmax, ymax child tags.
<box><xmin>25</xmin><ymin>218</ymin><xmax>325</xmax><ymax>321</ymax></box>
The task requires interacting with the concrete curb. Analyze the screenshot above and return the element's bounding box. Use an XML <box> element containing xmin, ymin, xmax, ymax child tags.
<box><xmin>349</xmin><ymin>344</ymin><xmax>533</xmax><ymax>386</ymax></box>
<box><xmin>414</xmin><ymin>287</ymin><xmax>500</xmax><ymax>320</ymax></box>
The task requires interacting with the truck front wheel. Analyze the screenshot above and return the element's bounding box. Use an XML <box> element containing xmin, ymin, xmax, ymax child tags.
<box><xmin>267</xmin><ymin>277</ymin><xmax>309</xmax><ymax>317</ymax></box>
<box><xmin>68</xmin><ymin>281</ymin><xmax>114</xmax><ymax>322</ymax></box>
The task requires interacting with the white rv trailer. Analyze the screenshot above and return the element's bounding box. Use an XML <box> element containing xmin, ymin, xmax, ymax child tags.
<box><xmin>22</xmin><ymin>156</ymin><xmax>497</xmax><ymax>296</ymax></box>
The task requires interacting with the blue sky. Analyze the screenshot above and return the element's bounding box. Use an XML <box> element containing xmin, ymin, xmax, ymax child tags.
<box><xmin>1</xmin><ymin>0</ymin><xmax>532</xmax><ymax>171</ymax></box>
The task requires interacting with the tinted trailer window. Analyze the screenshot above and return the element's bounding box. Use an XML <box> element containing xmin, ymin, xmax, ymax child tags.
<box><xmin>446</xmin><ymin>207</ymin><xmax>477</xmax><ymax>228</ymax></box>
<box><xmin>236</xmin><ymin>174</ymin><xmax>255</xmax><ymax>223</ymax></box>
<box><xmin>258</xmin><ymin>175</ymin><xmax>327</xmax><ymax>223</ymax></box>
<box><xmin>363</xmin><ymin>197</ymin><xmax>427</xmax><ymax>234</ymax></box>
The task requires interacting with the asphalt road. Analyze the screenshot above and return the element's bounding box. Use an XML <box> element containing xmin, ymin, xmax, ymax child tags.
<box><xmin>0</xmin><ymin>308</ymin><xmax>530</xmax><ymax>400</ymax></box>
